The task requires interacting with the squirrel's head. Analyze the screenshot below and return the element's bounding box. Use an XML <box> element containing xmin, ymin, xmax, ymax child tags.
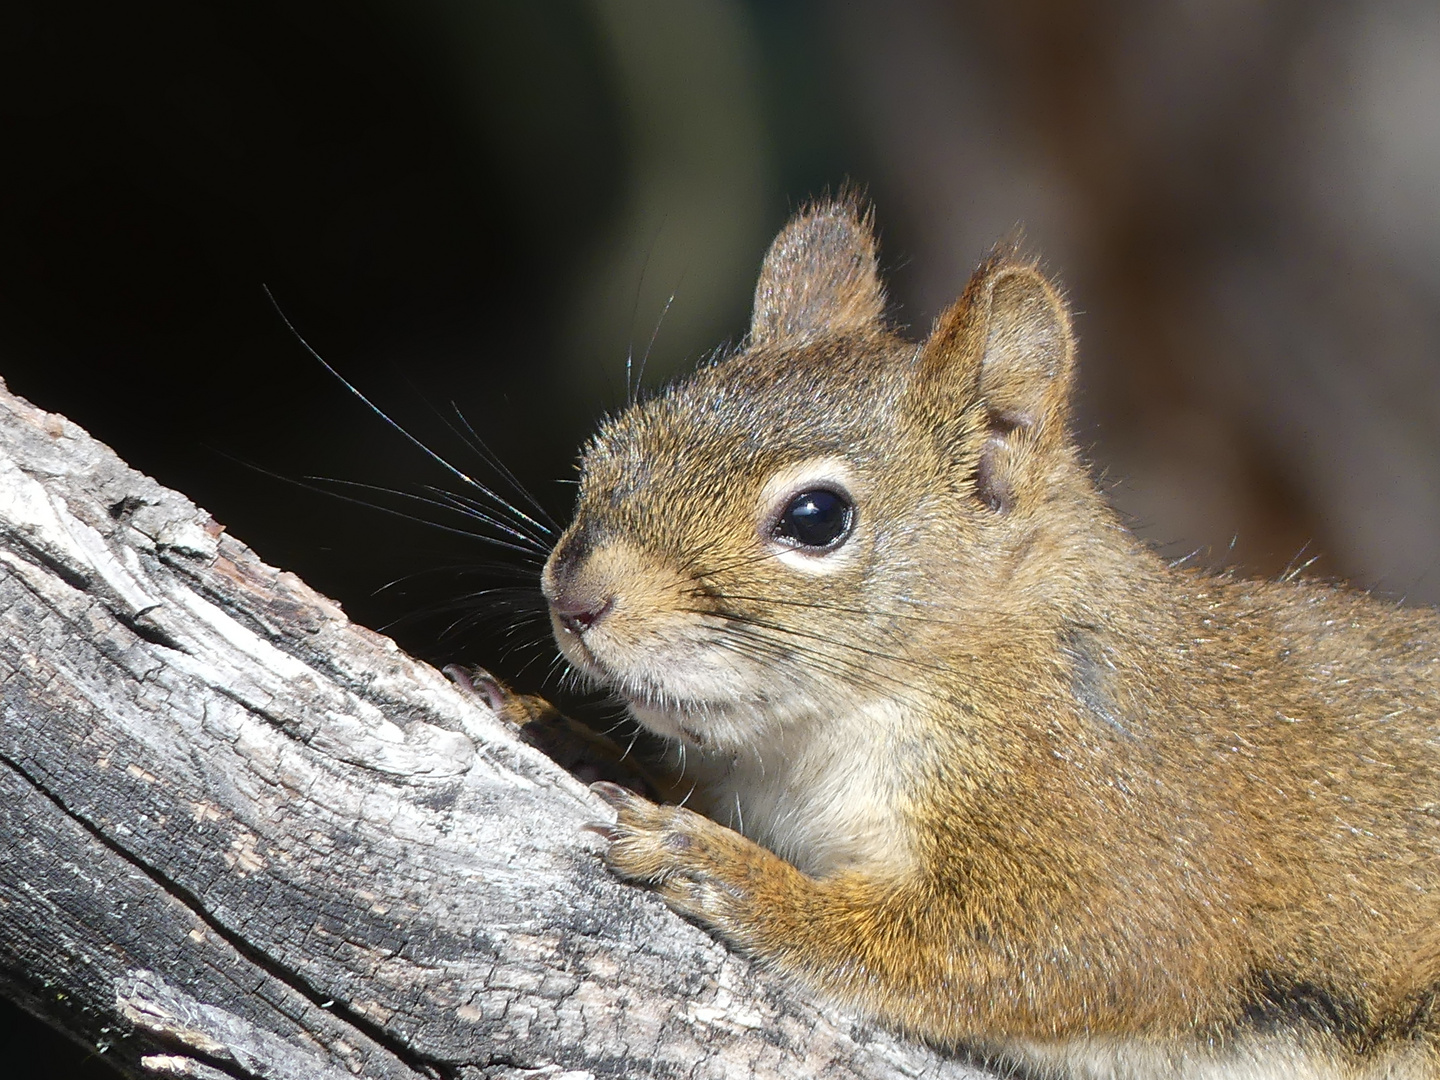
<box><xmin>543</xmin><ymin>197</ymin><xmax>1090</xmax><ymax>751</ymax></box>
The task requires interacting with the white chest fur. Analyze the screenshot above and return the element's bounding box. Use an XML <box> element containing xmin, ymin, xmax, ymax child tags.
<box><xmin>687</xmin><ymin>697</ymin><xmax>917</xmax><ymax>878</ymax></box>
<box><xmin>991</xmin><ymin>1034</ymin><xmax>1435</xmax><ymax>1080</ymax></box>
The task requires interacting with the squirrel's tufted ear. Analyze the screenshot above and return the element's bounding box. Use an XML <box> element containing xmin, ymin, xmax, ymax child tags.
<box><xmin>916</xmin><ymin>256</ymin><xmax>1076</xmax><ymax>510</ymax></box>
<box><xmin>749</xmin><ymin>198</ymin><xmax>886</xmax><ymax>344</ymax></box>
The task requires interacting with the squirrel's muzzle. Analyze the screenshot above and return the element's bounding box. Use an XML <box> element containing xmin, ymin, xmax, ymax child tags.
<box><xmin>542</xmin><ymin>526</ymin><xmax>616</xmax><ymax>638</ymax></box>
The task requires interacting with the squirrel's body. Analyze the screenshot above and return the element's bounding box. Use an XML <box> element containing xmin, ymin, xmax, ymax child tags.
<box><xmin>539</xmin><ymin>197</ymin><xmax>1440</xmax><ymax>1078</ymax></box>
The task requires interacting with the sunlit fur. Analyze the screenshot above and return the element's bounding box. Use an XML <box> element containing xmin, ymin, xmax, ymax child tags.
<box><xmin>542</xmin><ymin>195</ymin><xmax>1440</xmax><ymax>1078</ymax></box>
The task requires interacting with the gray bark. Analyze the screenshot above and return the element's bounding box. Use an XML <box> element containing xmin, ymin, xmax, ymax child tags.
<box><xmin>0</xmin><ymin>378</ymin><xmax>986</xmax><ymax>1079</ymax></box>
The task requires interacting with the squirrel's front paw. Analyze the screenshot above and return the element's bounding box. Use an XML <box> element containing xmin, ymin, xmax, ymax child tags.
<box><xmin>445</xmin><ymin>667</ymin><xmax>670</xmax><ymax>797</ymax></box>
<box><xmin>443</xmin><ymin>664</ymin><xmax>556</xmax><ymax>728</ymax></box>
<box><xmin>590</xmin><ymin>781</ymin><xmax>765</xmax><ymax>937</ymax></box>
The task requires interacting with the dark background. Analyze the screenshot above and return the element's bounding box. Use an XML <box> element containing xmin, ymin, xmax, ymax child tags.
<box><xmin>3</xmin><ymin>1</ymin><xmax>1440</xmax><ymax>1074</ymax></box>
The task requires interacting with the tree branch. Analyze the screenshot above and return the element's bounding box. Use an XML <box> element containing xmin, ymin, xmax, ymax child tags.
<box><xmin>0</xmin><ymin>379</ymin><xmax>986</xmax><ymax>1079</ymax></box>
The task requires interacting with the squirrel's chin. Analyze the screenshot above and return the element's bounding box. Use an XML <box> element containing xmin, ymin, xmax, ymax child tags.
<box><xmin>626</xmin><ymin>699</ymin><xmax>718</xmax><ymax>748</ymax></box>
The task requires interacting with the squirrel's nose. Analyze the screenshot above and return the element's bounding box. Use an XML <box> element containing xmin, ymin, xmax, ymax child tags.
<box><xmin>550</xmin><ymin>592</ymin><xmax>614</xmax><ymax>636</ymax></box>
<box><xmin>543</xmin><ymin>524</ymin><xmax>616</xmax><ymax>635</ymax></box>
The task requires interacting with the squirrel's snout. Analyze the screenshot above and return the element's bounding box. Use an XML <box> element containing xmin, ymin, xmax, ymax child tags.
<box><xmin>542</xmin><ymin>525</ymin><xmax>615</xmax><ymax>636</ymax></box>
<box><xmin>551</xmin><ymin>592</ymin><xmax>614</xmax><ymax>636</ymax></box>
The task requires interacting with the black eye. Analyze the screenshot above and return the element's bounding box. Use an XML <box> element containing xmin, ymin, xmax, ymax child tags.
<box><xmin>773</xmin><ymin>488</ymin><xmax>854</xmax><ymax>550</ymax></box>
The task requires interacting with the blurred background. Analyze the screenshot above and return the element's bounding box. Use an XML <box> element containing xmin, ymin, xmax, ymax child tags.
<box><xmin>3</xmin><ymin>0</ymin><xmax>1439</xmax><ymax>1073</ymax></box>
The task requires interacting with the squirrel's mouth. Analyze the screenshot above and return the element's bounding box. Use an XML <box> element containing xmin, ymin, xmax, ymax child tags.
<box><xmin>551</xmin><ymin>609</ymin><xmax>793</xmax><ymax>750</ymax></box>
<box><xmin>553</xmin><ymin>633</ymin><xmax>716</xmax><ymax>740</ymax></box>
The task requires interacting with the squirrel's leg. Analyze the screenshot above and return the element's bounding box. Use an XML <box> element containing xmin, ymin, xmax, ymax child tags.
<box><xmin>591</xmin><ymin>783</ymin><xmax>1440</xmax><ymax>1077</ymax></box>
<box><xmin>444</xmin><ymin>666</ymin><xmax>679</xmax><ymax>800</ymax></box>
<box><xmin>590</xmin><ymin>780</ymin><xmax>978</xmax><ymax>1042</ymax></box>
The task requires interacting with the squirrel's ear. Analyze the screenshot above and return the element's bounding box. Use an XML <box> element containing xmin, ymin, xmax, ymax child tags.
<box><xmin>917</xmin><ymin>257</ymin><xmax>1076</xmax><ymax>511</ymax></box>
<box><xmin>749</xmin><ymin>198</ymin><xmax>886</xmax><ymax>344</ymax></box>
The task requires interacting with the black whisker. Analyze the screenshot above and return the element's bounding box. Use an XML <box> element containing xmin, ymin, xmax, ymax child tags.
<box><xmin>305</xmin><ymin>477</ymin><xmax>548</xmax><ymax>559</ymax></box>
<box><xmin>713</xmin><ymin>610</ymin><xmax>944</xmax><ymax>675</ymax></box>
<box><xmin>266</xmin><ymin>288</ymin><xmax>512</xmax><ymax>502</ymax></box>
<box><xmin>636</xmin><ymin>278</ymin><xmax>681</xmax><ymax>403</ymax></box>
<box><xmin>448</xmin><ymin>401</ymin><xmax>560</xmax><ymax>532</ymax></box>
<box><xmin>712</xmin><ymin>624</ymin><xmax>935</xmax><ymax>701</ymax></box>
<box><xmin>221</xmin><ymin>452</ymin><xmax>548</xmax><ymax>561</ymax></box>
<box><xmin>378</xmin><ymin>588</ymin><xmax>548</xmax><ymax>636</ymax></box>
<box><xmin>372</xmin><ymin>560</ymin><xmax>541</xmax><ymax>594</ymax></box>
<box><xmin>265</xmin><ymin>287</ymin><xmax>557</xmax><ymax>560</ymax></box>
<box><xmin>420</xmin><ymin>483</ymin><xmax>551</xmax><ymax>550</ymax></box>
<box><xmin>692</xmin><ymin>590</ymin><xmax>945</xmax><ymax>624</ymax></box>
<box><xmin>389</xmin><ymin>366</ymin><xmax>558</xmax><ymax>542</ymax></box>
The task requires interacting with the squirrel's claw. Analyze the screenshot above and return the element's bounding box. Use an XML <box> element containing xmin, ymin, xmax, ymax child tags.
<box><xmin>443</xmin><ymin>664</ymin><xmax>515</xmax><ymax>718</ymax></box>
<box><xmin>589</xmin><ymin>784</ymin><xmax>778</xmax><ymax>941</ymax></box>
<box><xmin>581</xmin><ymin>819</ymin><xmax>620</xmax><ymax>841</ymax></box>
<box><xmin>589</xmin><ymin>779</ymin><xmax>636</xmax><ymax>805</ymax></box>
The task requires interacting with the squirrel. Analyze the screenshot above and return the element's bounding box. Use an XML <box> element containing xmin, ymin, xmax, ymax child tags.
<box><xmin>505</xmin><ymin>195</ymin><xmax>1440</xmax><ymax>1078</ymax></box>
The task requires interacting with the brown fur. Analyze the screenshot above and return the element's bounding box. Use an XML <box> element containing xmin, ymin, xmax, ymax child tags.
<box><xmin>539</xmin><ymin>197</ymin><xmax>1440</xmax><ymax>1078</ymax></box>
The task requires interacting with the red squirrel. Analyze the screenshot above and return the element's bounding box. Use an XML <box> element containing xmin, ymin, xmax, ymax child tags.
<box><xmin>514</xmin><ymin>196</ymin><xmax>1440</xmax><ymax>1078</ymax></box>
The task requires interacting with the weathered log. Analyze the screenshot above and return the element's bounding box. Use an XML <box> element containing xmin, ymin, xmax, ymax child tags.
<box><xmin>0</xmin><ymin>378</ymin><xmax>985</xmax><ymax>1079</ymax></box>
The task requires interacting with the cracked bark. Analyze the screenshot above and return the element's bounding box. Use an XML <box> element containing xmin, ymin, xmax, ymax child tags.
<box><xmin>0</xmin><ymin>379</ymin><xmax>988</xmax><ymax>1080</ymax></box>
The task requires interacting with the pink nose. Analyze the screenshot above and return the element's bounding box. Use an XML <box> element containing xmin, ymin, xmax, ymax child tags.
<box><xmin>550</xmin><ymin>592</ymin><xmax>613</xmax><ymax>636</ymax></box>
